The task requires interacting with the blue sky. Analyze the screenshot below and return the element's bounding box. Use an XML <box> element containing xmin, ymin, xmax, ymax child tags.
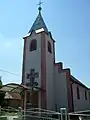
<box><xmin>0</xmin><ymin>0</ymin><xmax>90</xmax><ymax>87</ymax></box>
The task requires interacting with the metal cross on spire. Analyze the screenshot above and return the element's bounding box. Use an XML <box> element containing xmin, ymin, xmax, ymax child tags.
<box><xmin>37</xmin><ymin>0</ymin><xmax>43</xmax><ymax>12</ymax></box>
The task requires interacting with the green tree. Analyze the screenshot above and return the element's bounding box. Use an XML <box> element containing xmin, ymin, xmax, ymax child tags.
<box><xmin>0</xmin><ymin>80</ymin><xmax>2</xmax><ymax>88</ymax></box>
<box><xmin>0</xmin><ymin>77</ymin><xmax>5</xmax><ymax>106</ymax></box>
<box><xmin>0</xmin><ymin>76</ymin><xmax>3</xmax><ymax>88</ymax></box>
<box><xmin>88</xmin><ymin>91</ymin><xmax>90</xmax><ymax>97</ymax></box>
<box><xmin>0</xmin><ymin>92</ymin><xmax>5</xmax><ymax>106</ymax></box>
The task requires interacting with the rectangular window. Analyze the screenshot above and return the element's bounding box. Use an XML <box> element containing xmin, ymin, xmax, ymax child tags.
<box><xmin>85</xmin><ymin>90</ymin><xmax>87</xmax><ymax>100</ymax></box>
<box><xmin>77</xmin><ymin>87</ymin><xmax>80</xmax><ymax>99</ymax></box>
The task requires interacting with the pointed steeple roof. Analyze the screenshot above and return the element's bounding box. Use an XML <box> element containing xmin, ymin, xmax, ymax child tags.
<box><xmin>28</xmin><ymin>7</ymin><xmax>48</xmax><ymax>33</ymax></box>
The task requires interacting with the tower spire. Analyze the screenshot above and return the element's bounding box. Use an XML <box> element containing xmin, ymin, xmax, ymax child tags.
<box><xmin>28</xmin><ymin>0</ymin><xmax>48</xmax><ymax>33</ymax></box>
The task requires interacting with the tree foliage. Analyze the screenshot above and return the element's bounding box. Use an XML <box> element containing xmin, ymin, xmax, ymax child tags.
<box><xmin>0</xmin><ymin>92</ymin><xmax>5</xmax><ymax>106</ymax></box>
<box><xmin>0</xmin><ymin>77</ymin><xmax>4</xmax><ymax>106</ymax></box>
<box><xmin>0</xmin><ymin>79</ymin><xmax>3</xmax><ymax>88</ymax></box>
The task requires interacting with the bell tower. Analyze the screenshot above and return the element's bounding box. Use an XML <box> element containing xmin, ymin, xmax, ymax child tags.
<box><xmin>22</xmin><ymin>5</ymin><xmax>55</xmax><ymax>110</ymax></box>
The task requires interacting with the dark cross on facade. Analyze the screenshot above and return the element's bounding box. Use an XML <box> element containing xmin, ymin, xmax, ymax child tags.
<box><xmin>26</xmin><ymin>68</ymin><xmax>39</xmax><ymax>105</ymax></box>
<box><xmin>26</xmin><ymin>68</ymin><xmax>39</xmax><ymax>87</ymax></box>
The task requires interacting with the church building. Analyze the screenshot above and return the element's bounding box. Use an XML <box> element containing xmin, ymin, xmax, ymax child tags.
<box><xmin>22</xmin><ymin>6</ymin><xmax>90</xmax><ymax>112</ymax></box>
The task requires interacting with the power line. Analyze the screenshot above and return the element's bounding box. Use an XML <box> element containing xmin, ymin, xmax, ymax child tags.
<box><xmin>0</xmin><ymin>68</ymin><xmax>21</xmax><ymax>77</ymax></box>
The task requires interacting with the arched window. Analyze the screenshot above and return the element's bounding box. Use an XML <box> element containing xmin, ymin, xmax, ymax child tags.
<box><xmin>48</xmin><ymin>41</ymin><xmax>52</xmax><ymax>53</ymax></box>
<box><xmin>30</xmin><ymin>39</ymin><xmax>37</xmax><ymax>51</ymax></box>
<box><xmin>77</xmin><ymin>86</ymin><xmax>80</xmax><ymax>99</ymax></box>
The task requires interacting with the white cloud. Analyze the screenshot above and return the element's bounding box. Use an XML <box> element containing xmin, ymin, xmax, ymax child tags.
<box><xmin>5</xmin><ymin>41</ymin><xmax>12</xmax><ymax>47</ymax></box>
<box><xmin>0</xmin><ymin>34</ymin><xmax>13</xmax><ymax>51</ymax></box>
<box><xmin>2</xmin><ymin>41</ymin><xmax>12</xmax><ymax>49</ymax></box>
<box><xmin>0</xmin><ymin>33</ymin><xmax>3</xmax><ymax>38</ymax></box>
<box><xmin>0</xmin><ymin>33</ymin><xmax>23</xmax><ymax>53</ymax></box>
<box><xmin>0</xmin><ymin>33</ymin><xmax>23</xmax><ymax>84</ymax></box>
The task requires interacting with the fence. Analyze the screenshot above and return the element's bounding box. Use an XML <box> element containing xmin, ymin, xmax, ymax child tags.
<box><xmin>0</xmin><ymin>107</ymin><xmax>90</xmax><ymax>120</ymax></box>
<box><xmin>22</xmin><ymin>108</ymin><xmax>90</xmax><ymax>120</ymax></box>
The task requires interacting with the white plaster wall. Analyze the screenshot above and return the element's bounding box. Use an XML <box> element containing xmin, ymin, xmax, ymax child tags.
<box><xmin>72</xmin><ymin>83</ymin><xmax>90</xmax><ymax>111</ymax></box>
<box><xmin>24</xmin><ymin>32</ymin><xmax>41</xmax><ymax>88</ymax></box>
<box><xmin>45</xmin><ymin>34</ymin><xmax>55</xmax><ymax>110</ymax></box>
<box><xmin>54</xmin><ymin>67</ymin><xmax>68</xmax><ymax>112</ymax></box>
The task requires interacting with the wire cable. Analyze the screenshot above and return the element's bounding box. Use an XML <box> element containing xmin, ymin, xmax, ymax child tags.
<box><xmin>0</xmin><ymin>68</ymin><xmax>20</xmax><ymax>76</ymax></box>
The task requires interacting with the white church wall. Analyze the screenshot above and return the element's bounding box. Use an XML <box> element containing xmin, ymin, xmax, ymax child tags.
<box><xmin>72</xmin><ymin>83</ymin><xmax>90</xmax><ymax>112</ymax></box>
<box><xmin>45</xmin><ymin>33</ymin><xmax>55</xmax><ymax>110</ymax></box>
<box><xmin>54</xmin><ymin>66</ymin><xmax>68</xmax><ymax>112</ymax></box>
<box><xmin>24</xmin><ymin>32</ymin><xmax>42</xmax><ymax>88</ymax></box>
